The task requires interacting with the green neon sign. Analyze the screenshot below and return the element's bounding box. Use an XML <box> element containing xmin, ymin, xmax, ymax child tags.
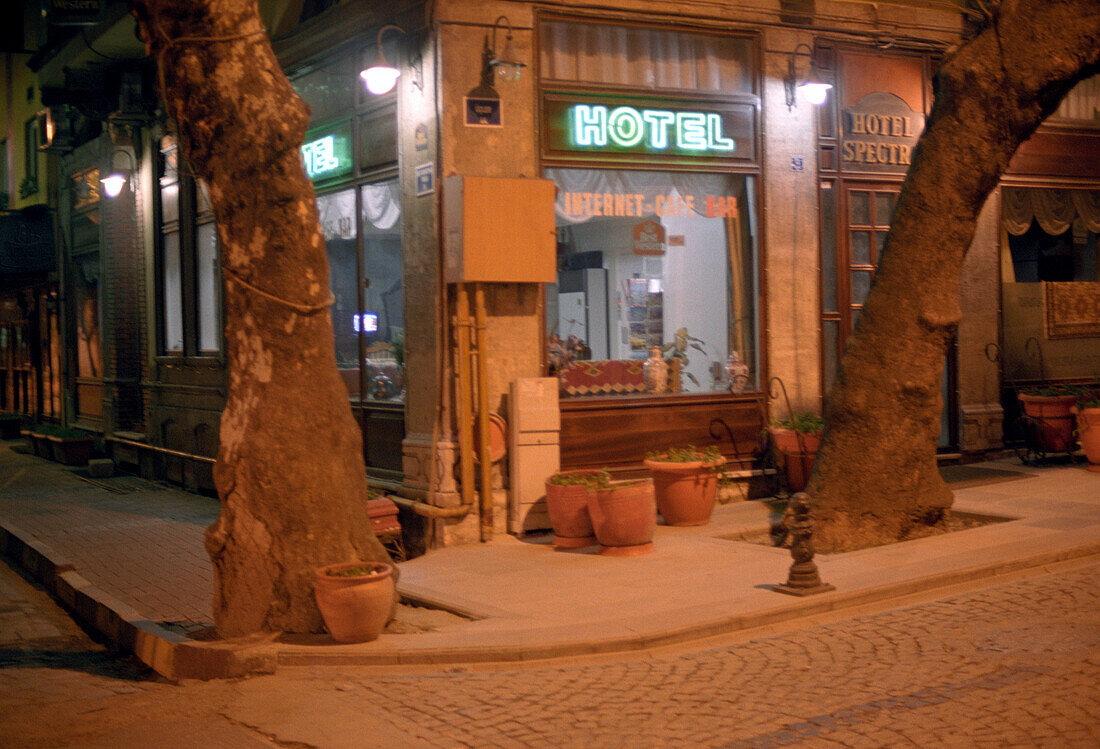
<box><xmin>301</xmin><ymin>121</ymin><xmax>353</xmax><ymax>182</ymax></box>
<box><xmin>572</xmin><ymin>105</ymin><xmax>734</xmax><ymax>153</ymax></box>
<box><xmin>543</xmin><ymin>95</ymin><xmax>755</xmax><ymax>161</ymax></box>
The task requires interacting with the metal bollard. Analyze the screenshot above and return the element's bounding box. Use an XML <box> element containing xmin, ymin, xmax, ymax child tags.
<box><xmin>772</xmin><ymin>492</ymin><xmax>835</xmax><ymax>596</ymax></box>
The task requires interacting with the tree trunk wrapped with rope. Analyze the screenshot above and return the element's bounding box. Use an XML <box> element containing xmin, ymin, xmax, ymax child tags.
<box><xmin>131</xmin><ymin>0</ymin><xmax>389</xmax><ymax>637</ymax></box>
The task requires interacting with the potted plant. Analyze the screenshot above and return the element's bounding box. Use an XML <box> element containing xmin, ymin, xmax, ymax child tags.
<box><xmin>643</xmin><ymin>445</ymin><xmax>726</xmax><ymax>526</ymax></box>
<box><xmin>767</xmin><ymin>412</ymin><xmax>825</xmax><ymax>493</ymax></box>
<box><xmin>1074</xmin><ymin>394</ymin><xmax>1100</xmax><ymax>472</ymax></box>
<box><xmin>47</xmin><ymin>426</ymin><xmax>94</xmax><ymax>466</ymax></box>
<box><xmin>1017</xmin><ymin>385</ymin><xmax>1080</xmax><ymax>454</ymax></box>
<box><xmin>313</xmin><ymin>560</ymin><xmax>398</xmax><ymax>643</ymax></box>
<box><xmin>587</xmin><ymin>478</ymin><xmax>657</xmax><ymax>556</ymax></box>
<box><xmin>545</xmin><ymin>469</ymin><xmax>610</xmax><ymax>548</ymax></box>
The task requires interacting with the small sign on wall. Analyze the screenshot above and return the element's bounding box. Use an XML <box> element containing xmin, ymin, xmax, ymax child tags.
<box><xmin>415</xmin><ymin>162</ymin><xmax>434</xmax><ymax>196</ymax></box>
<box><xmin>465</xmin><ymin>97</ymin><xmax>502</xmax><ymax>127</ymax></box>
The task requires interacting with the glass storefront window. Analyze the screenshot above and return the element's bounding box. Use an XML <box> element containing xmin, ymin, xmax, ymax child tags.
<box><xmin>74</xmin><ymin>252</ymin><xmax>102</xmax><ymax>378</ymax></box>
<box><xmin>316</xmin><ymin>179</ymin><xmax>404</xmax><ymax>403</ymax></box>
<box><xmin>158</xmin><ymin>134</ymin><xmax>222</xmax><ymax>356</ymax></box>
<box><xmin>316</xmin><ymin>188</ymin><xmax>358</xmax><ymax>370</ymax></box>
<box><xmin>545</xmin><ymin>167</ymin><xmax>759</xmax><ymax>396</ymax></box>
<box><xmin>162</xmin><ymin>232</ymin><xmax>183</xmax><ymax>353</ymax></box>
<box><xmin>361</xmin><ymin>179</ymin><xmax>404</xmax><ymax>402</ymax></box>
<box><xmin>196</xmin><ymin>221</ymin><xmax>220</xmax><ymax>353</ymax></box>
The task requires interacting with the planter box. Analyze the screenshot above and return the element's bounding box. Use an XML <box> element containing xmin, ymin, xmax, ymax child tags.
<box><xmin>47</xmin><ymin>435</ymin><xmax>93</xmax><ymax>466</ymax></box>
<box><xmin>24</xmin><ymin>429</ymin><xmax>52</xmax><ymax>458</ymax></box>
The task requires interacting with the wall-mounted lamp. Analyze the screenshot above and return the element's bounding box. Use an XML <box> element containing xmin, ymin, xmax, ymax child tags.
<box><xmin>101</xmin><ymin>148</ymin><xmax>137</xmax><ymax>199</ymax></box>
<box><xmin>784</xmin><ymin>43</ymin><xmax>832</xmax><ymax>110</ymax></box>
<box><xmin>487</xmin><ymin>16</ymin><xmax>525</xmax><ymax>82</ymax></box>
<box><xmin>361</xmin><ymin>25</ymin><xmax>405</xmax><ymax>95</ymax></box>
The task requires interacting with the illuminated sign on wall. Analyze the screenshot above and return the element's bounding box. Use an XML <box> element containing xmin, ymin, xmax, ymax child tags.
<box><xmin>544</xmin><ymin>94</ymin><xmax>756</xmax><ymax>161</ymax></box>
<box><xmin>301</xmin><ymin>121</ymin><xmax>353</xmax><ymax>182</ymax></box>
<box><xmin>571</xmin><ymin>105</ymin><xmax>734</xmax><ymax>153</ymax></box>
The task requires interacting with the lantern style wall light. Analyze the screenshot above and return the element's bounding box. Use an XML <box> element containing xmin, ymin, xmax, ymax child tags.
<box><xmin>784</xmin><ymin>43</ymin><xmax>833</xmax><ymax>110</ymax></box>
<box><xmin>487</xmin><ymin>16</ymin><xmax>525</xmax><ymax>82</ymax></box>
<box><xmin>101</xmin><ymin>148</ymin><xmax>137</xmax><ymax>198</ymax></box>
<box><xmin>361</xmin><ymin>25</ymin><xmax>405</xmax><ymax>95</ymax></box>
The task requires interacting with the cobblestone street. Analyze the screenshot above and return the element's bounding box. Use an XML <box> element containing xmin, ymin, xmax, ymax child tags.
<box><xmin>3</xmin><ymin>556</ymin><xmax>1099</xmax><ymax>747</ymax></box>
<box><xmin>300</xmin><ymin>559</ymin><xmax>1100</xmax><ymax>748</ymax></box>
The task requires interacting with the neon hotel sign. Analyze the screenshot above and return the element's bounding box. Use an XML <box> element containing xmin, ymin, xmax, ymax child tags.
<box><xmin>569</xmin><ymin>104</ymin><xmax>735</xmax><ymax>153</ymax></box>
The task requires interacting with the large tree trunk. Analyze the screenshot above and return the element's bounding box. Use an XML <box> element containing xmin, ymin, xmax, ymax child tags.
<box><xmin>809</xmin><ymin>0</ymin><xmax>1100</xmax><ymax>551</ymax></box>
<box><xmin>132</xmin><ymin>0</ymin><xmax>389</xmax><ymax>636</ymax></box>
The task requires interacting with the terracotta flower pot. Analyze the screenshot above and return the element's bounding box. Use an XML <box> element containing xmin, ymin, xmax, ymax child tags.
<box><xmin>314</xmin><ymin>561</ymin><xmax>398</xmax><ymax>643</ymax></box>
<box><xmin>1074</xmin><ymin>406</ymin><xmax>1100</xmax><ymax>472</ymax></box>
<box><xmin>545</xmin><ymin>470</ymin><xmax>607</xmax><ymax>548</ymax></box>
<box><xmin>768</xmin><ymin>427</ymin><xmax>822</xmax><ymax>493</ymax></box>
<box><xmin>1018</xmin><ymin>393</ymin><xmax>1077</xmax><ymax>453</ymax></box>
<box><xmin>588</xmin><ymin>479</ymin><xmax>657</xmax><ymax>556</ymax></box>
<box><xmin>643</xmin><ymin>457</ymin><xmax>725</xmax><ymax>526</ymax></box>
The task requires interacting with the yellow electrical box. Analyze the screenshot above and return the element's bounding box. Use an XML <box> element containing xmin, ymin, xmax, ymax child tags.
<box><xmin>443</xmin><ymin>175</ymin><xmax>557</xmax><ymax>284</ymax></box>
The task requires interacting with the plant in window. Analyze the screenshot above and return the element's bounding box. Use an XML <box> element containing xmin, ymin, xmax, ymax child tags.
<box><xmin>661</xmin><ymin>327</ymin><xmax>706</xmax><ymax>387</ymax></box>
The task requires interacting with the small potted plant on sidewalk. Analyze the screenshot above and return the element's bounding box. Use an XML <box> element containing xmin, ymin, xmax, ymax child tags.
<box><xmin>1073</xmin><ymin>393</ymin><xmax>1100</xmax><ymax>472</ymax></box>
<box><xmin>643</xmin><ymin>445</ymin><xmax>726</xmax><ymax>526</ymax></box>
<box><xmin>313</xmin><ymin>561</ymin><xmax>398</xmax><ymax>643</ymax></box>
<box><xmin>767</xmin><ymin>412</ymin><xmax>825</xmax><ymax>493</ymax></box>
<box><xmin>1017</xmin><ymin>385</ymin><xmax>1080</xmax><ymax>454</ymax></box>
<box><xmin>545</xmin><ymin>469</ymin><xmax>610</xmax><ymax>548</ymax></box>
<box><xmin>588</xmin><ymin>478</ymin><xmax>657</xmax><ymax>556</ymax></box>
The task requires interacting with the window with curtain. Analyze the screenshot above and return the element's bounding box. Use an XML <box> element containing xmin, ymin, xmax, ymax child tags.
<box><xmin>546</xmin><ymin>167</ymin><xmax>759</xmax><ymax>395</ymax></box>
<box><xmin>541</xmin><ymin>20</ymin><xmax>760</xmax><ymax>398</ymax></box>
<box><xmin>1002</xmin><ymin>188</ymin><xmax>1100</xmax><ymax>282</ymax></box>
<box><xmin>540</xmin><ymin>20</ymin><xmax>755</xmax><ymax>94</ymax></box>
<box><xmin>1050</xmin><ymin>74</ymin><xmax>1100</xmax><ymax>124</ymax></box>
<box><xmin>315</xmin><ymin>178</ymin><xmax>404</xmax><ymax>403</ymax></box>
<box><xmin>158</xmin><ymin>134</ymin><xmax>222</xmax><ymax>356</ymax></box>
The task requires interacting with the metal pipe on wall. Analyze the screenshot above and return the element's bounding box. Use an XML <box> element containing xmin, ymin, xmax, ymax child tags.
<box><xmin>473</xmin><ymin>283</ymin><xmax>493</xmax><ymax>541</ymax></box>
<box><xmin>453</xmin><ymin>283</ymin><xmax>478</xmax><ymax>520</ymax></box>
<box><xmin>379</xmin><ymin>284</ymin><xmax>478</xmax><ymax>521</ymax></box>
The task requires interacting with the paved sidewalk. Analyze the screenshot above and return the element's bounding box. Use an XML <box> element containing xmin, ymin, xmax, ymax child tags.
<box><xmin>2</xmin><ymin>438</ymin><xmax>1098</xmax><ymax>680</ymax></box>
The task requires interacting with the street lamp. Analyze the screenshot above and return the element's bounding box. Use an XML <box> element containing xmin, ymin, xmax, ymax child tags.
<box><xmin>784</xmin><ymin>43</ymin><xmax>833</xmax><ymax>110</ymax></box>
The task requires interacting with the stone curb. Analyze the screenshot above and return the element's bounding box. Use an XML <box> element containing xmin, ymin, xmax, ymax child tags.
<box><xmin>0</xmin><ymin>519</ymin><xmax>275</xmax><ymax>681</ymax></box>
<box><xmin>275</xmin><ymin>540</ymin><xmax>1100</xmax><ymax>668</ymax></box>
<box><xmin>5</xmin><ymin>514</ymin><xmax>1100</xmax><ymax>681</ymax></box>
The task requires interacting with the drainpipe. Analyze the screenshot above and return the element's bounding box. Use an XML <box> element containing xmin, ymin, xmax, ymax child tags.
<box><xmin>473</xmin><ymin>283</ymin><xmax>493</xmax><ymax>541</ymax></box>
<box><xmin>364</xmin><ymin>283</ymin><xmax>495</xmax><ymax>542</ymax></box>
<box><xmin>377</xmin><ymin>283</ymin><xmax>478</xmax><ymax>522</ymax></box>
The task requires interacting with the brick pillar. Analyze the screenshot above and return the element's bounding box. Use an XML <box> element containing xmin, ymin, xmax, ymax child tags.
<box><xmin>99</xmin><ymin>156</ymin><xmax>146</xmax><ymax>432</ymax></box>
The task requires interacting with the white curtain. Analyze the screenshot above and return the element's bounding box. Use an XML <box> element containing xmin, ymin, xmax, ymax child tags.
<box><xmin>1002</xmin><ymin>188</ymin><xmax>1100</xmax><ymax>236</ymax></box>
<box><xmin>540</xmin><ymin>20</ymin><xmax>753</xmax><ymax>94</ymax></box>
